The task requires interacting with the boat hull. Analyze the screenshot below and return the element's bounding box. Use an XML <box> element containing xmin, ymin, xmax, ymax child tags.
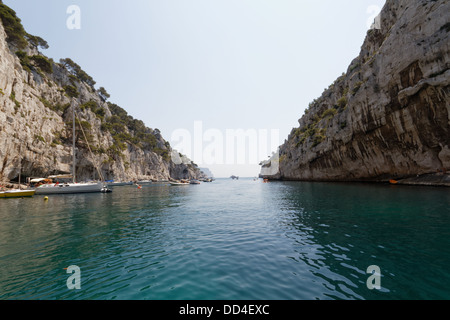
<box><xmin>136</xmin><ymin>181</ymin><xmax>153</xmax><ymax>185</ymax></box>
<box><xmin>170</xmin><ymin>182</ymin><xmax>190</xmax><ymax>186</ymax></box>
<box><xmin>0</xmin><ymin>190</ymin><xmax>36</xmax><ymax>198</ymax></box>
<box><xmin>35</xmin><ymin>183</ymin><xmax>106</xmax><ymax>195</ymax></box>
<box><xmin>107</xmin><ymin>182</ymin><xmax>133</xmax><ymax>187</ymax></box>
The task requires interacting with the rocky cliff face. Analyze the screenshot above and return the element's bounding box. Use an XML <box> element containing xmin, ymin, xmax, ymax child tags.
<box><xmin>262</xmin><ymin>0</ymin><xmax>449</xmax><ymax>182</ymax></box>
<box><xmin>0</xmin><ymin>10</ymin><xmax>203</xmax><ymax>183</ymax></box>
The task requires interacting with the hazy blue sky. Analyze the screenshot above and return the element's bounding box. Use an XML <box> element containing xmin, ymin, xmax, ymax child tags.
<box><xmin>5</xmin><ymin>0</ymin><xmax>385</xmax><ymax>177</ymax></box>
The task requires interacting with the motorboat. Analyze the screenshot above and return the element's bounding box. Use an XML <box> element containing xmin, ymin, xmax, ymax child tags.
<box><xmin>106</xmin><ymin>180</ymin><xmax>133</xmax><ymax>187</ymax></box>
<box><xmin>1</xmin><ymin>145</ymin><xmax>36</xmax><ymax>198</ymax></box>
<box><xmin>136</xmin><ymin>180</ymin><xmax>153</xmax><ymax>185</ymax></box>
<box><xmin>170</xmin><ymin>181</ymin><xmax>190</xmax><ymax>186</ymax></box>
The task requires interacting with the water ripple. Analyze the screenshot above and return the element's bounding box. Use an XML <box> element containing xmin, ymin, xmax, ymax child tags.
<box><xmin>1</xmin><ymin>180</ymin><xmax>449</xmax><ymax>299</ymax></box>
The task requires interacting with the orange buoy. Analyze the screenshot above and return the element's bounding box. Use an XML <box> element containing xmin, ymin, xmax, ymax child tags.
<box><xmin>389</xmin><ymin>179</ymin><xmax>398</xmax><ymax>185</ymax></box>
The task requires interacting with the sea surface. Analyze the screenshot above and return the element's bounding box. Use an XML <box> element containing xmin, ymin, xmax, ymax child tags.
<box><xmin>0</xmin><ymin>178</ymin><xmax>449</xmax><ymax>300</ymax></box>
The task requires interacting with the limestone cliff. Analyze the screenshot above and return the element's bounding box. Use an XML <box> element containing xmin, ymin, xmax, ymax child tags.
<box><xmin>262</xmin><ymin>0</ymin><xmax>449</xmax><ymax>183</ymax></box>
<box><xmin>0</xmin><ymin>5</ymin><xmax>203</xmax><ymax>183</ymax></box>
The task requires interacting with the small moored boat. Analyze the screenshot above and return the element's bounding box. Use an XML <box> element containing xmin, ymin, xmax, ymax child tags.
<box><xmin>0</xmin><ymin>189</ymin><xmax>36</xmax><ymax>198</ymax></box>
<box><xmin>170</xmin><ymin>181</ymin><xmax>190</xmax><ymax>186</ymax></box>
<box><xmin>106</xmin><ymin>180</ymin><xmax>133</xmax><ymax>187</ymax></box>
<box><xmin>137</xmin><ymin>180</ymin><xmax>153</xmax><ymax>185</ymax></box>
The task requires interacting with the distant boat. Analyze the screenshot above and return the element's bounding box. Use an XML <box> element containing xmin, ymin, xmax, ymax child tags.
<box><xmin>107</xmin><ymin>180</ymin><xmax>133</xmax><ymax>187</ymax></box>
<box><xmin>170</xmin><ymin>181</ymin><xmax>190</xmax><ymax>186</ymax></box>
<box><xmin>389</xmin><ymin>179</ymin><xmax>399</xmax><ymax>185</ymax></box>
<box><xmin>0</xmin><ymin>189</ymin><xmax>35</xmax><ymax>198</ymax></box>
<box><xmin>190</xmin><ymin>180</ymin><xmax>201</xmax><ymax>185</ymax></box>
<box><xmin>137</xmin><ymin>180</ymin><xmax>153</xmax><ymax>185</ymax></box>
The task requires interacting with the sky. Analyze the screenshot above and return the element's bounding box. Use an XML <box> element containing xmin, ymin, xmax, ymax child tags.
<box><xmin>4</xmin><ymin>0</ymin><xmax>386</xmax><ymax>177</ymax></box>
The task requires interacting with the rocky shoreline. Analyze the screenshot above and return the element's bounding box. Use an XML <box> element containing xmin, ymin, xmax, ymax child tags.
<box><xmin>393</xmin><ymin>173</ymin><xmax>450</xmax><ymax>187</ymax></box>
<box><xmin>0</xmin><ymin>182</ymin><xmax>28</xmax><ymax>190</ymax></box>
<box><xmin>262</xmin><ymin>172</ymin><xmax>450</xmax><ymax>188</ymax></box>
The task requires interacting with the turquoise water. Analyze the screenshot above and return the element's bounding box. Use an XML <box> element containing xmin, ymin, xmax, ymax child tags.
<box><xmin>0</xmin><ymin>179</ymin><xmax>449</xmax><ymax>300</ymax></box>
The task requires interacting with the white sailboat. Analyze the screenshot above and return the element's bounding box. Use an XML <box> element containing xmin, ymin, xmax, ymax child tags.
<box><xmin>35</xmin><ymin>178</ymin><xmax>107</xmax><ymax>195</ymax></box>
<box><xmin>35</xmin><ymin>102</ymin><xmax>110</xmax><ymax>195</ymax></box>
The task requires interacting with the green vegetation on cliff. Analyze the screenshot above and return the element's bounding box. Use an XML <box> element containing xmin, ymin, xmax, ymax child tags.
<box><xmin>0</xmin><ymin>0</ymin><xmax>201</xmax><ymax>182</ymax></box>
<box><xmin>103</xmin><ymin>102</ymin><xmax>171</xmax><ymax>161</ymax></box>
<box><xmin>0</xmin><ymin>2</ymin><xmax>27</xmax><ymax>49</ymax></box>
<box><xmin>60</xmin><ymin>58</ymin><xmax>96</xmax><ymax>89</ymax></box>
<box><xmin>0</xmin><ymin>2</ymin><xmax>49</xmax><ymax>51</ymax></box>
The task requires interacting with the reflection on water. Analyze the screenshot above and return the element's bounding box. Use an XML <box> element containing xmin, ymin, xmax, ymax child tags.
<box><xmin>0</xmin><ymin>180</ymin><xmax>449</xmax><ymax>300</ymax></box>
<box><xmin>271</xmin><ymin>182</ymin><xmax>450</xmax><ymax>299</ymax></box>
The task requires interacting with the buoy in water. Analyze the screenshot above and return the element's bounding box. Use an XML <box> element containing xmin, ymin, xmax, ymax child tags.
<box><xmin>44</xmin><ymin>196</ymin><xmax>49</xmax><ymax>201</ymax></box>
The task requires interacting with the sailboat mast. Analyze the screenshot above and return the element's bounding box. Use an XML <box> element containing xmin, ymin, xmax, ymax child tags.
<box><xmin>18</xmin><ymin>145</ymin><xmax>21</xmax><ymax>190</ymax></box>
<box><xmin>72</xmin><ymin>102</ymin><xmax>76</xmax><ymax>184</ymax></box>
